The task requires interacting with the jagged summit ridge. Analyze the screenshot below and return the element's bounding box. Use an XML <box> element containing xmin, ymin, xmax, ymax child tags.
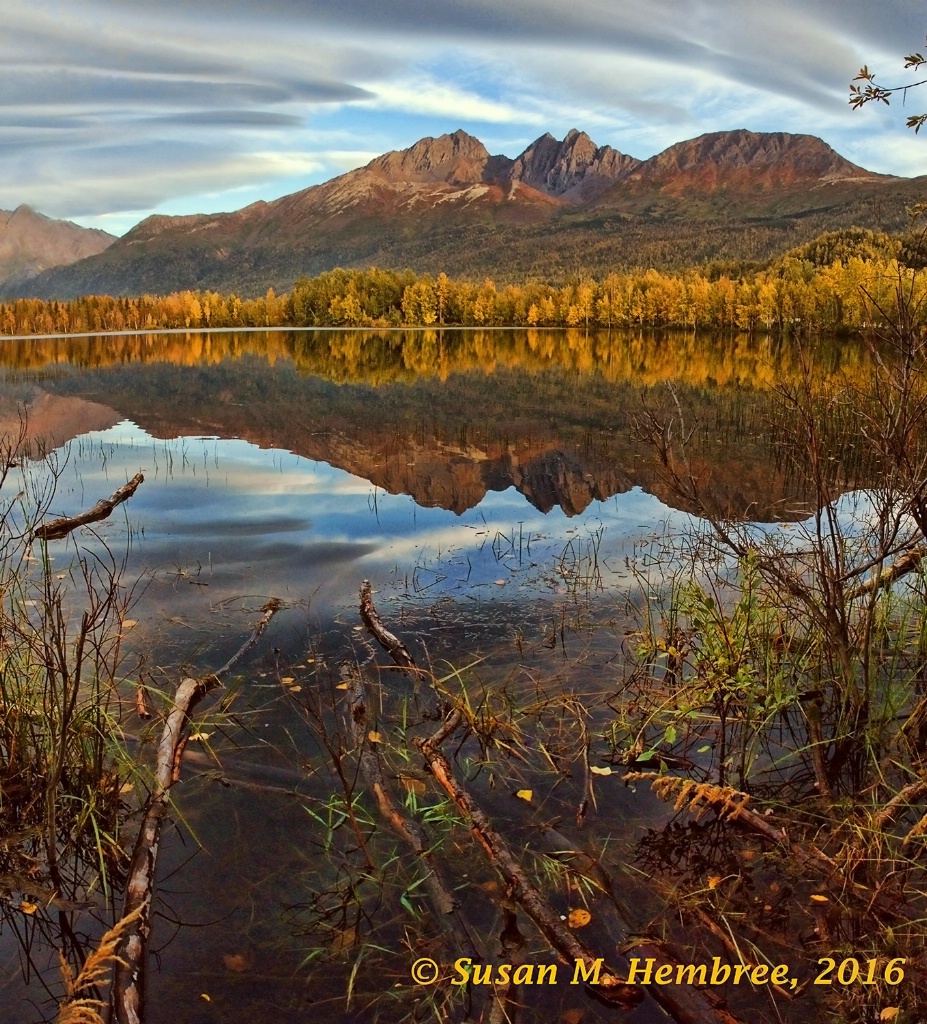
<box><xmin>350</xmin><ymin>127</ymin><xmax>877</xmax><ymax>204</ymax></box>
<box><xmin>509</xmin><ymin>128</ymin><xmax>639</xmax><ymax>200</ymax></box>
<box><xmin>359</xmin><ymin>127</ymin><xmax>643</xmax><ymax>203</ymax></box>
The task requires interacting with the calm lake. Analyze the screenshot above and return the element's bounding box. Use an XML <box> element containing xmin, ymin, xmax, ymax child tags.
<box><xmin>0</xmin><ymin>328</ymin><xmax>877</xmax><ymax>1023</ymax></box>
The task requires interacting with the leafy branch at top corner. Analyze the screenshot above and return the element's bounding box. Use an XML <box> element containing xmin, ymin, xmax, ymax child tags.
<box><xmin>849</xmin><ymin>42</ymin><xmax>927</xmax><ymax>133</ymax></box>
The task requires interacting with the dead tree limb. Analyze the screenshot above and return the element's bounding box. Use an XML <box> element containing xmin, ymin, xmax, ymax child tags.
<box><xmin>34</xmin><ymin>473</ymin><xmax>144</xmax><ymax>541</ymax></box>
<box><xmin>112</xmin><ymin>599</ymin><xmax>281</xmax><ymax>1024</ymax></box>
<box><xmin>847</xmin><ymin>545</ymin><xmax>927</xmax><ymax>600</ymax></box>
<box><xmin>418</xmin><ymin>728</ymin><xmax>754</xmax><ymax>1022</ymax></box>
<box><xmin>690</xmin><ymin>907</ymin><xmax>795</xmax><ymax>1001</ymax></box>
<box><xmin>360</xmin><ymin>579</ymin><xmax>415</xmax><ymax>668</ymax></box>
<box><xmin>359</xmin><ymin>580</ymin><xmax>445</xmax><ymax>719</ymax></box>
<box><xmin>872</xmin><ymin>778</ymin><xmax>927</xmax><ymax>831</ymax></box>
<box><xmin>531</xmin><ymin>828</ymin><xmax>750</xmax><ymax>1024</ymax></box>
<box><xmin>363</xmin><ymin>588</ymin><xmax>745</xmax><ymax>1020</ymax></box>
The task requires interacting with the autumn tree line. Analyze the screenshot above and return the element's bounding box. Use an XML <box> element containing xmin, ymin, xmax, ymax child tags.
<box><xmin>2</xmin><ymin>229</ymin><xmax>924</xmax><ymax>337</ymax></box>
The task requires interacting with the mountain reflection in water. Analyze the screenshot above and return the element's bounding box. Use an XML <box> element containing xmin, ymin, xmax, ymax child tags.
<box><xmin>0</xmin><ymin>327</ymin><xmax>877</xmax><ymax>522</ymax></box>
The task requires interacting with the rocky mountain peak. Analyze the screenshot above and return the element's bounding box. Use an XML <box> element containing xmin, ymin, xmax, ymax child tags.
<box><xmin>625</xmin><ymin>129</ymin><xmax>887</xmax><ymax>190</ymax></box>
<box><xmin>366</xmin><ymin>129</ymin><xmax>501</xmax><ymax>186</ymax></box>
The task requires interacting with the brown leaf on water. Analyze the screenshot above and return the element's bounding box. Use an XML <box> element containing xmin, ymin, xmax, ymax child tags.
<box><xmin>561</xmin><ymin>1010</ymin><xmax>584</xmax><ymax>1024</ymax></box>
<box><xmin>368</xmin><ymin>731</ymin><xmax>383</xmax><ymax>744</ymax></box>
<box><xmin>331</xmin><ymin>927</ymin><xmax>357</xmax><ymax>953</ymax></box>
<box><xmin>400</xmin><ymin>775</ymin><xmax>426</xmax><ymax>795</ymax></box>
<box><xmin>567</xmin><ymin>908</ymin><xmax>591</xmax><ymax>928</ymax></box>
<box><xmin>810</xmin><ymin>894</ymin><xmax>829</xmax><ymax>903</ymax></box>
<box><xmin>222</xmin><ymin>953</ymin><xmax>249</xmax><ymax>973</ymax></box>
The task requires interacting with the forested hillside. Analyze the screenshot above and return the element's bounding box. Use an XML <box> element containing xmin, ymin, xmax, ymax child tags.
<box><xmin>2</xmin><ymin>229</ymin><xmax>923</xmax><ymax>336</ymax></box>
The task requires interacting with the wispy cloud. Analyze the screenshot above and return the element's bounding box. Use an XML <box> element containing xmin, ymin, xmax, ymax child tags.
<box><xmin>362</xmin><ymin>78</ymin><xmax>543</xmax><ymax>125</ymax></box>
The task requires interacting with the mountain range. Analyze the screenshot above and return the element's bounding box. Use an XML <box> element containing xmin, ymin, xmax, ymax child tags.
<box><xmin>4</xmin><ymin>128</ymin><xmax>925</xmax><ymax>299</ymax></box>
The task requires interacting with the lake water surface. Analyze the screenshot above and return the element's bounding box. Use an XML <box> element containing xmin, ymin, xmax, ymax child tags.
<box><xmin>0</xmin><ymin>328</ymin><xmax>876</xmax><ymax>1023</ymax></box>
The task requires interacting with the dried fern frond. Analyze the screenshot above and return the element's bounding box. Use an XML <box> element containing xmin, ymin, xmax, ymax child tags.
<box><xmin>57</xmin><ymin>905</ymin><xmax>144</xmax><ymax>1024</ymax></box>
<box><xmin>624</xmin><ymin>771</ymin><xmax>750</xmax><ymax>821</ymax></box>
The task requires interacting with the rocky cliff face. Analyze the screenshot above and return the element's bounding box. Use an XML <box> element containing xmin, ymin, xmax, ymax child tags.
<box><xmin>0</xmin><ymin>205</ymin><xmax>114</xmax><ymax>290</ymax></box>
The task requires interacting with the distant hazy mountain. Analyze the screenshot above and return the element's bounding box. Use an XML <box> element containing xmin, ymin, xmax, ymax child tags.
<box><xmin>0</xmin><ymin>206</ymin><xmax>114</xmax><ymax>292</ymax></box>
<box><xmin>9</xmin><ymin>129</ymin><xmax>924</xmax><ymax>299</ymax></box>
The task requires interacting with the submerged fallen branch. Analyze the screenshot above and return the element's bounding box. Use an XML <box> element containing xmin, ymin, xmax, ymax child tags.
<box><xmin>359</xmin><ymin>579</ymin><xmax>445</xmax><ymax>718</ymax></box>
<box><xmin>360</xmin><ymin>579</ymin><xmax>415</xmax><ymax>669</ymax></box>
<box><xmin>415</xmin><ymin>717</ymin><xmax>642</xmax><ymax>1007</ymax></box>
<box><xmin>34</xmin><ymin>473</ymin><xmax>144</xmax><ymax>541</ymax></box>
<box><xmin>111</xmin><ymin>599</ymin><xmax>281</xmax><ymax>1024</ymax></box>
<box><xmin>357</xmin><ymin>586</ymin><xmax>747</xmax><ymax>1020</ymax></box>
<box><xmin>533</xmin><ymin>825</ymin><xmax>753</xmax><ymax>1024</ymax></box>
<box><xmin>871</xmin><ymin>778</ymin><xmax>927</xmax><ymax>832</ymax></box>
<box><xmin>418</xmin><ymin>727</ymin><xmax>754</xmax><ymax>1022</ymax></box>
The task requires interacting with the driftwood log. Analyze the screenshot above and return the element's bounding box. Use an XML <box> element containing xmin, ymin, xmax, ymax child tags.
<box><xmin>111</xmin><ymin>599</ymin><xmax>281</xmax><ymax>1024</ymax></box>
<box><xmin>34</xmin><ymin>473</ymin><xmax>144</xmax><ymax>541</ymax></box>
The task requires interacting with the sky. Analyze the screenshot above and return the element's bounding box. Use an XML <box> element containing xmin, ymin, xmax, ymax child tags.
<box><xmin>3</xmin><ymin>0</ymin><xmax>925</xmax><ymax>237</ymax></box>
